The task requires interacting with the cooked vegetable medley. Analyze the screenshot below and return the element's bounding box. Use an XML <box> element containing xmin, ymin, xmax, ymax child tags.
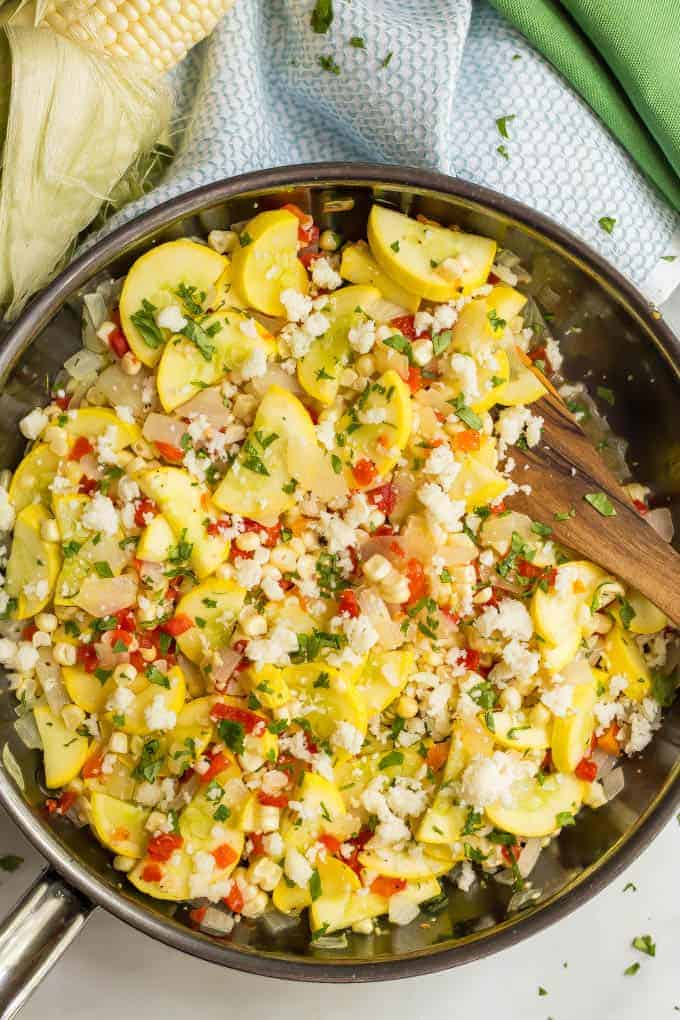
<box><xmin>0</xmin><ymin>203</ymin><xmax>676</xmax><ymax>939</ymax></box>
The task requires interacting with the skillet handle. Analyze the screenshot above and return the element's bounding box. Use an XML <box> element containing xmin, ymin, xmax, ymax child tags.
<box><xmin>0</xmin><ymin>870</ymin><xmax>93</xmax><ymax>1020</ymax></box>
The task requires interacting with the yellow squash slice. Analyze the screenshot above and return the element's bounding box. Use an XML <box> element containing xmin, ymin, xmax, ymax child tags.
<box><xmin>34</xmin><ymin>703</ymin><xmax>90</xmax><ymax>788</ymax></box>
<box><xmin>5</xmin><ymin>504</ymin><xmax>61</xmax><ymax>618</ymax></box>
<box><xmin>275</xmin><ymin>662</ymin><xmax>368</xmax><ymax>745</ymax></box>
<box><xmin>614</xmin><ymin>589</ymin><xmax>668</xmax><ymax>636</ymax></box>
<box><xmin>297</xmin><ymin>284</ymin><xmax>382</xmax><ymax>404</ymax></box>
<box><xmin>603</xmin><ymin>624</ymin><xmax>652</xmax><ymax>701</ymax></box>
<box><xmin>8</xmin><ymin>444</ymin><xmax>59</xmax><ymax>512</ymax></box>
<box><xmin>90</xmin><ymin>792</ymin><xmax>149</xmax><ymax>858</ymax></box>
<box><xmin>531</xmin><ymin>560</ymin><xmax>610</xmax><ymax>673</ymax></box>
<box><xmin>358</xmin><ymin>845</ymin><xmax>453</xmax><ymax>881</ymax></box>
<box><xmin>156</xmin><ymin>309</ymin><xmax>275</xmax><ymax>411</ymax></box>
<box><xmin>138</xmin><ymin>467</ymin><xmax>230</xmax><ymax>579</ymax></box>
<box><xmin>482</xmin><ymin>709</ymin><xmax>550</xmax><ymax>751</ymax></box>
<box><xmin>551</xmin><ymin>677</ymin><xmax>598</xmax><ymax>773</ymax></box>
<box><xmin>174</xmin><ymin>577</ymin><xmax>246</xmax><ymax>664</ymax></box>
<box><xmin>120</xmin><ymin>240</ymin><xmax>228</xmax><ymax>366</ymax></box>
<box><xmin>231</xmin><ymin>210</ymin><xmax>309</xmax><ymax>316</ymax></box>
<box><xmin>136</xmin><ymin>514</ymin><xmax>175</xmax><ymax>563</ymax></box>
<box><xmin>52</xmin><ymin>493</ymin><xmax>127</xmax><ymax>606</ymax></box>
<box><xmin>63</xmin><ymin>665</ymin><xmax>115</xmax><ymax>714</ymax></box>
<box><xmin>129</xmin><ymin>850</ymin><xmax>192</xmax><ymax>901</ymax></box>
<box><xmin>367</xmin><ymin>205</ymin><xmax>496</xmax><ymax>301</ymax></box>
<box><xmin>340</xmin><ymin>240</ymin><xmax>421</xmax><ymax>313</ymax></box>
<box><xmin>106</xmin><ymin>664</ymin><xmax>186</xmax><ymax>736</ymax></box>
<box><xmin>354</xmin><ymin>649</ymin><xmax>414</xmax><ymax>716</ymax></box>
<box><xmin>64</xmin><ymin>407</ymin><xmax>140</xmax><ymax>450</ymax></box>
<box><xmin>485</xmin><ymin>772</ymin><xmax>583</xmax><ymax>838</ymax></box>
<box><xmin>280</xmin><ymin>772</ymin><xmax>349</xmax><ymax>852</ymax></box>
<box><xmin>213</xmin><ymin>385</ymin><xmax>317</xmax><ymax>524</ymax></box>
<box><xmin>337</xmin><ymin>369</ymin><xmax>412</xmax><ymax>482</ymax></box>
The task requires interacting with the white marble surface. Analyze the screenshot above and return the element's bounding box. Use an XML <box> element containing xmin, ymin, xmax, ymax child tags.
<box><xmin>0</xmin><ymin>289</ymin><xmax>678</xmax><ymax>1020</ymax></box>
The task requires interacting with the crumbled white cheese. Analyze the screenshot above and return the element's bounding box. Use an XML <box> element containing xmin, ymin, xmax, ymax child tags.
<box><xmin>348</xmin><ymin>318</ymin><xmax>376</xmax><ymax>354</ymax></box>
<box><xmin>144</xmin><ymin>694</ymin><xmax>177</xmax><ymax>732</ymax></box>
<box><xmin>81</xmin><ymin>493</ymin><xmax>119</xmax><ymax>535</ymax></box>
<box><xmin>418</xmin><ymin>482</ymin><xmax>465</xmax><ymax>532</ymax></box>
<box><xmin>475</xmin><ymin>598</ymin><xmax>533</xmax><ymax>643</ymax></box>
<box><xmin>332</xmin><ymin>722</ymin><xmax>365</xmax><ymax>756</ymax></box>
<box><xmin>449</xmin><ymin>353</ymin><xmax>479</xmax><ymax>403</ymax></box>
<box><xmin>239</xmin><ymin>346</ymin><xmax>268</xmax><ymax>380</ymax></box>
<box><xmin>284</xmin><ymin>847</ymin><xmax>313</xmax><ymax>888</ymax></box>
<box><xmin>311</xmin><ymin>257</ymin><xmax>343</xmax><ymax>292</ymax></box>
<box><xmin>280</xmin><ymin>288</ymin><xmax>313</xmax><ymax>322</ymax></box>
<box><xmin>156</xmin><ymin>304</ymin><xmax>187</xmax><ymax>333</ymax></box>
<box><xmin>19</xmin><ymin>408</ymin><xmax>48</xmax><ymax>441</ymax></box>
<box><xmin>423</xmin><ymin>444</ymin><xmax>461</xmax><ymax>490</ymax></box>
<box><xmin>460</xmin><ymin>751</ymin><xmax>535</xmax><ymax>808</ymax></box>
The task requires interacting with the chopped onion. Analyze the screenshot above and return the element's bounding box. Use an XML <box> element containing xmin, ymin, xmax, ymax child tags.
<box><xmin>2</xmin><ymin>743</ymin><xmax>25</xmax><ymax>791</ymax></box>
<box><xmin>368</xmin><ymin>297</ymin><xmax>407</xmax><ymax>325</ymax></box>
<box><xmin>391</xmin><ymin>470</ymin><xmax>417</xmax><ymax>523</ymax></box>
<box><xmin>74</xmin><ymin>575</ymin><xmax>138</xmax><ymax>617</ymax></box>
<box><xmin>212</xmin><ymin>650</ymin><xmax>242</xmax><ymax>690</ymax></box>
<box><xmin>135</xmin><ymin>560</ymin><xmax>166</xmax><ymax>590</ymax></box>
<box><xmin>480</xmin><ymin>511</ymin><xmax>533</xmax><ymax>555</ymax></box>
<box><xmin>97</xmin><ymin>363</ymin><xmax>149</xmax><ymax>415</ymax></box>
<box><xmin>359</xmin><ymin>534</ymin><xmax>405</xmax><ymax>564</ymax></box>
<box><xmin>646</xmin><ymin>507</ymin><xmax>674</xmax><ymax>543</ymax></box>
<box><xmin>248</xmin><ymin>367</ymin><xmax>302</xmax><ymax>400</ymax></box>
<box><xmin>357</xmin><ymin>589</ymin><xmax>403</xmax><ymax>649</ymax></box>
<box><xmin>143</xmin><ymin>412</ymin><xmax>187</xmax><ymax>448</ymax></box>
<box><xmin>176</xmin><ymin>386</ymin><xmax>233</xmax><ymax>427</ymax></box>
<box><xmin>64</xmin><ymin>349</ymin><xmax>106</xmax><ymax>381</ymax></box>
<box><xmin>507</xmin><ymin>885</ymin><xmax>541</xmax><ymax>913</ymax></box>
<box><xmin>373</xmin><ymin>341</ymin><xmax>409</xmax><ymax>381</ymax></box>
<box><xmin>199</xmin><ymin>907</ymin><xmax>235</xmax><ymax>936</ymax></box>
<box><xmin>14</xmin><ymin>712</ymin><xmax>42</xmax><ymax>750</ymax></box>
<box><xmin>592</xmin><ymin>747</ymin><xmax>617</xmax><ymax>780</ymax></box>
<box><xmin>517</xmin><ymin>838</ymin><xmax>542</xmax><ymax>878</ymax></box>
<box><xmin>602</xmin><ymin>766</ymin><xmax>625</xmax><ymax>802</ymax></box>
<box><xmin>43</xmin><ymin>676</ymin><xmax>70</xmax><ymax>717</ymax></box>
<box><xmin>261</xmin><ymin>908</ymin><xmax>301</xmax><ymax>937</ymax></box>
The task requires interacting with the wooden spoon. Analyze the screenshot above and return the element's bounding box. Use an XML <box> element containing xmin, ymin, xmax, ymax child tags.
<box><xmin>506</xmin><ymin>373</ymin><xmax>680</xmax><ymax>627</ymax></box>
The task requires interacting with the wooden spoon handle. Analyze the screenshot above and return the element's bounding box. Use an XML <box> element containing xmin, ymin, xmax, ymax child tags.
<box><xmin>508</xmin><ymin>385</ymin><xmax>680</xmax><ymax>627</ymax></box>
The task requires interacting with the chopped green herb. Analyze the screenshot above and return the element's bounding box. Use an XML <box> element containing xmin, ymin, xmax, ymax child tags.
<box><xmin>495</xmin><ymin>114</ymin><xmax>516</xmax><ymax>138</ymax></box>
<box><xmin>379</xmin><ymin>750</ymin><xmax>404</xmax><ymax>770</ymax></box>
<box><xmin>93</xmin><ymin>561</ymin><xmax>114</xmax><ymax>578</ymax></box>
<box><xmin>380</xmin><ymin>51</ymin><xmax>393</xmax><ymax>68</ymax></box>
<box><xmin>556</xmin><ymin>811</ymin><xmax>575</xmax><ymax>827</ymax></box>
<box><xmin>531</xmin><ymin>520</ymin><xmax>552</xmax><ymax>538</ymax></box>
<box><xmin>181</xmin><ymin>318</ymin><xmax>216</xmax><ymax>362</ymax></box>
<box><xmin>660</xmin><ymin>254</ymin><xmax>677</xmax><ymax>262</ymax></box>
<box><xmin>598</xmin><ymin>216</ymin><xmax>616</xmax><ymax>234</ymax></box>
<box><xmin>217</xmin><ymin>719</ymin><xmax>245</xmax><ymax>755</ymax></box>
<box><xmin>0</xmin><ymin>854</ymin><xmax>23</xmax><ymax>872</ymax></box>
<box><xmin>310</xmin><ymin>0</ymin><xmax>333</xmax><ymax>33</ymax></box>
<box><xmin>487</xmin><ymin>308</ymin><xmax>506</xmax><ymax>332</ymax></box>
<box><xmin>584</xmin><ymin>492</ymin><xmax>617</xmax><ymax>517</ymax></box>
<box><xmin>330</xmin><ymin>453</ymin><xmax>342</xmax><ymax>474</ymax></box>
<box><xmin>349</xmin><ymin>35</ymin><xmax>365</xmax><ymax>48</ymax></box>
<box><xmin>618</xmin><ymin>598</ymin><xmax>636</xmax><ymax>630</ymax></box>
<box><xmin>448</xmin><ymin>393</ymin><xmax>482</xmax><ymax>430</ymax></box>
<box><xmin>497</xmin><ymin>144</ymin><xmax>509</xmax><ymax>160</ymax></box>
<box><xmin>554</xmin><ymin>507</ymin><xmax>576</xmax><ymax>521</ymax></box>
<box><xmin>632</xmin><ymin>934</ymin><xmax>655</xmax><ymax>957</ymax></box>
<box><xmin>432</xmin><ymin>329</ymin><xmax>452</xmax><ymax>355</ymax></box>
<box><xmin>239</xmin><ymin>231</ymin><xmax>253</xmax><ymax>247</ymax></box>
<box><xmin>318</xmin><ymin>54</ymin><xmax>341</xmax><ymax>74</ymax></box>
<box><xmin>213</xmin><ymin>804</ymin><xmax>231</xmax><ymax>823</ymax></box>
<box><xmin>624</xmin><ymin>962</ymin><xmax>640</xmax><ymax>976</ymax></box>
<box><xmin>94</xmin><ymin>668</ymin><xmax>112</xmax><ymax>685</ymax></box>
<box><xmin>623</xmin><ymin>882</ymin><xmax>637</xmax><ymax>892</ymax></box>
<box><xmin>131</xmin><ymin>298</ymin><xmax>164</xmax><ymax>349</ymax></box>
<box><xmin>146</xmin><ymin>665</ymin><xmax>169</xmax><ymax>688</ymax></box>
<box><xmin>651</xmin><ymin>671</ymin><xmax>677</xmax><ymax>708</ymax></box>
<box><xmin>538</xmin><ymin>987</ymin><xmax>548</xmax><ymax>997</ymax></box>
<box><xmin>390</xmin><ymin>240</ymin><xmax>400</xmax><ymax>252</ymax></box>
<box><xmin>596</xmin><ymin>385</ymin><xmax>615</xmax><ymax>405</ymax></box>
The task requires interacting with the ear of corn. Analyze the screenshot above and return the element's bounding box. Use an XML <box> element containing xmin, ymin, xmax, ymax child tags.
<box><xmin>17</xmin><ymin>0</ymin><xmax>236</xmax><ymax>72</ymax></box>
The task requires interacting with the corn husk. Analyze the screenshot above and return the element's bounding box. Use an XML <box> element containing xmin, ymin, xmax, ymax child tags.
<box><xmin>0</xmin><ymin>25</ymin><xmax>169</xmax><ymax>317</ymax></box>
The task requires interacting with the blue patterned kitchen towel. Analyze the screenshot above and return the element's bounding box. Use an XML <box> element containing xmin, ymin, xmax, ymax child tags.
<box><xmin>94</xmin><ymin>0</ymin><xmax>680</xmax><ymax>298</ymax></box>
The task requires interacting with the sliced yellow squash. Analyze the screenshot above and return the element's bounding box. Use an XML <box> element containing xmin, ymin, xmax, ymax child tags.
<box><xmin>174</xmin><ymin>577</ymin><xmax>245</xmax><ymax>664</ymax></box>
<box><xmin>34</xmin><ymin>703</ymin><xmax>90</xmax><ymax>788</ymax></box>
<box><xmin>5</xmin><ymin>504</ymin><xmax>61</xmax><ymax>618</ymax></box>
<box><xmin>482</xmin><ymin>709</ymin><xmax>550</xmax><ymax>751</ymax></box>
<box><xmin>136</xmin><ymin>514</ymin><xmax>175</xmax><ymax>563</ymax></box>
<box><xmin>156</xmin><ymin>309</ymin><xmax>275</xmax><ymax>411</ymax></box>
<box><xmin>90</xmin><ymin>792</ymin><xmax>150</xmax><ymax>858</ymax></box>
<box><xmin>63</xmin><ymin>665</ymin><xmax>115</xmax><ymax>714</ymax></box>
<box><xmin>129</xmin><ymin>850</ymin><xmax>192</xmax><ymax>901</ymax></box>
<box><xmin>531</xmin><ymin>560</ymin><xmax>610</xmax><ymax>673</ymax></box>
<box><xmin>614</xmin><ymin>589</ymin><xmax>668</xmax><ymax>636</ymax></box>
<box><xmin>603</xmin><ymin>624</ymin><xmax>651</xmax><ymax>701</ymax></box>
<box><xmin>495</xmin><ymin>345</ymin><xmax>547</xmax><ymax>407</ymax></box>
<box><xmin>551</xmin><ymin>678</ymin><xmax>597</xmax><ymax>773</ymax></box>
<box><xmin>107</xmin><ymin>664</ymin><xmax>186</xmax><ymax>736</ymax></box>
<box><xmin>212</xmin><ymin>385</ymin><xmax>317</xmax><ymax>524</ymax></box>
<box><xmin>138</xmin><ymin>467</ymin><xmax>230</xmax><ymax>579</ymax></box>
<box><xmin>52</xmin><ymin>493</ymin><xmax>126</xmax><ymax>606</ymax></box>
<box><xmin>297</xmin><ymin>285</ymin><xmax>382</xmax><ymax>404</ymax></box>
<box><xmin>8</xmin><ymin>444</ymin><xmax>59</xmax><ymax>512</ymax></box>
<box><xmin>231</xmin><ymin>209</ymin><xmax>309</xmax><ymax>316</ymax></box>
<box><xmin>367</xmin><ymin>205</ymin><xmax>496</xmax><ymax>301</ymax></box>
<box><xmin>485</xmin><ymin>773</ymin><xmax>583</xmax><ymax>838</ymax></box>
<box><xmin>119</xmin><ymin>240</ymin><xmax>228</xmax><ymax>366</ymax></box>
<box><xmin>449</xmin><ymin>457</ymin><xmax>508</xmax><ymax>512</ymax></box>
<box><xmin>339</xmin><ymin>240</ymin><xmax>421</xmax><ymax>313</ymax></box>
<box><xmin>64</xmin><ymin>407</ymin><xmax>140</xmax><ymax>450</ymax></box>
<box><xmin>337</xmin><ymin>369</ymin><xmax>412</xmax><ymax>482</ymax></box>
<box><xmin>355</xmin><ymin>649</ymin><xmax>413</xmax><ymax>716</ymax></box>
<box><xmin>358</xmin><ymin>845</ymin><xmax>453</xmax><ymax>881</ymax></box>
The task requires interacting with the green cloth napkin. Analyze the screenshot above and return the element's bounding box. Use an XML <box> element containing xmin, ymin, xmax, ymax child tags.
<box><xmin>489</xmin><ymin>0</ymin><xmax>680</xmax><ymax>212</ymax></box>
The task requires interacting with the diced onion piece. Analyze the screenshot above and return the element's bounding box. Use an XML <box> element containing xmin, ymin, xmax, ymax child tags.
<box><xmin>64</xmin><ymin>349</ymin><xmax>106</xmax><ymax>381</ymax></box>
<box><xmin>247</xmin><ymin>367</ymin><xmax>303</xmax><ymax>401</ymax></box>
<box><xmin>176</xmin><ymin>387</ymin><xmax>234</xmax><ymax>427</ymax></box>
<box><xmin>43</xmin><ymin>676</ymin><xmax>70</xmax><ymax>717</ymax></box>
<box><xmin>97</xmin><ymin>364</ymin><xmax>149</xmax><ymax>416</ymax></box>
<box><xmin>142</xmin><ymin>413</ymin><xmax>187</xmax><ymax>448</ymax></box>
<box><xmin>516</xmin><ymin>837</ymin><xmax>542</xmax><ymax>878</ymax></box>
<box><xmin>357</xmin><ymin>589</ymin><xmax>403</xmax><ymax>649</ymax></box>
<box><xmin>602</xmin><ymin>766</ymin><xmax>625</xmax><ymax>802</ymax></box>
<box><xmin>212</xmin><ymin>649</ymin><xmax>242</xmax><ymax>687</ymax></box>
<box><xmin>646</xmin><ymin>507</ymin><xmax>674</xmax><ymax>543</ymax></box>
<box><xmin>14</xmin><ymin>712</ymin><xmax>43</xmax><ymax>750</ymax></box>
